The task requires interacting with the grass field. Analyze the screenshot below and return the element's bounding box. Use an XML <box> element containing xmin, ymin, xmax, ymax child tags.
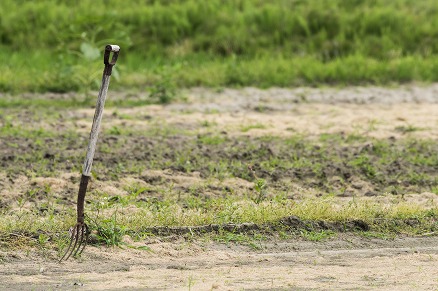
<box><xmin>1</xmin><ymin>0</ymin><xmax>438</xmax><ymax>93</ymax></box>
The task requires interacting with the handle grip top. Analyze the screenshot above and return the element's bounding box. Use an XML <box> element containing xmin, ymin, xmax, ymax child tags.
<box><xmin>104</xmin><ymin>44</ymin><xmax>120</xmax><ymax>76</ymax></box>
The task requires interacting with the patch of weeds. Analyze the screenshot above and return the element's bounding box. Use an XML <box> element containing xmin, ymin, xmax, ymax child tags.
<box><xmin>348</xmin><ymin>154</ymin><xmax>377</xmax><ymax>179</ymax></box>
<box><xmin>300</xmin><ymin>230</ymin><xmax>335</xmax><ymax>242</ymax></box>
<box><xmin>124</xmin><ymin>184</ymin><xmax>149</xmax><ymax>203</ymax></box>
<box><xmin>346</xmin><ymin>133</ymin><xmax>368</xmax><ymax>143</ymax></box>
<box><xmin>108</xmin><ymin>126</ymin><xmax>123</xmax><ymax>135</ymax></box>
<box><xmin>367</xmin><ymin>119</ymin><xmax>380</xmax><ymax>131</ymax></box>
<box><xmin>319</xmin><ymin>133</ymin><xmax>343</xmax><ymax>143</ymax></box>
<box><xmin>88</xmin><ymin>210</ymin><xmax>126</xmax><ymax>247</ymax></box>
<box><xmin>197</xmin><ymin>134</ymin><xmax>226</xmax><ymax>145</ymax></box>
<box><xmin>200</xmin><ymin>120</ymin><xmax>217</xmax><ymax>128</ymax></box>
<box><xmin>37</xmin><ymin>233</ymin><xmax>50</xmax><ymax>248</ymax></box>
<box><xmin>358</xmin><ymin>231</ymin><xmax>396</xmax><ymax>240</ymax></box>
<box><xmin>184</xmin><ymin>196</ymin><xmax>205</xmax><ymax>209</ymax></box>
<box><xmin>278</xmin><ymin>230</ymin><xmax>292</xmax><ymax>240</ymax></box>
<box><xmin>395</xmin><ymin>125</ymin><xmax>422</xmax><ymax>134</ymax></box>
<box><xmin>240</xmin><ymin>123</ymin><xmax>267</xmax><ymax>132</ymax></box>
<box><xmin>111</xmin><ymin>110</ymin><xmax>137</xmax><ymax>120</ymax></box>
<box><xmin>406</xmin><ymin>171</ymin><xmax>430</xmax><ymax>185</ymax></box>
<box><xmin>149</xmin><ymin>65</ymin><xmax>180</xmax><ymax>104</ymax></box>
<box><xmin>214</xmin><ymin>231</ymin><xmax>265</xmax><ymax>250</ymax></box>
<box><xmin>208</xmin><ymin>160</ymin><xmax>232</xmax><ymax>180</ymax></box>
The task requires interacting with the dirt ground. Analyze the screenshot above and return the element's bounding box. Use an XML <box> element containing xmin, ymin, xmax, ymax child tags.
<box><xmin>1</xmin><ymin>85</ymin><xmax>438</xmax><ymax>290</ymax></box>
<box><xmin>1</xmin><ymin>235</ymin><xmax>437</xmax><ymax>290</ymax></box>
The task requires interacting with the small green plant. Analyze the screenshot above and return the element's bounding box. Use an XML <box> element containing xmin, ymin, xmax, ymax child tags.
<box><xmin>300</xmin><ymin>230</ymin><xmax>335</xmax><ymax>242</ymax></box>
<box><xmin>108</xmin><ymin>126</ymin><xmax>122</xmax><ymax>135</ymax></box>
<box><xmin>348</xmin><ymin>155</ymin><xmax>377</xmax><ymax>178</ymax></box>
<box><xmin>89</xmin><ymin>209</ymin><xmax>126</xmax><ymax>247</ymax></box>
<box><xmin>149</xmin><ymin>65</ymin><xmax>180</xmax><ymax>104</ymax></box>
<box><xmin>248</xmin><ymin>165</ymin><xmax>268</xmax><ymax>203</ymax></box>
<box><xmin>37</xmin><ymin>233</ymin><xmax>50</xmax><ymax>248</ymax></box>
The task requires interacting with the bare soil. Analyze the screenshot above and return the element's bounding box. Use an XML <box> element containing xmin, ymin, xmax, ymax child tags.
<box><xmin>1</xmin><ymin>85</ymin><xmax>438</xmax><ymax>290</ymax></box>
<box><xmin>1</xmin><ymin>235</ymin><xmax>437</xmax><ymax>290</ymax></box>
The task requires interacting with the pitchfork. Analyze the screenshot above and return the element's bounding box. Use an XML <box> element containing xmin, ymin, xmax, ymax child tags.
<box><xmin>59</xmin><ymin>44</ymin><xmax>120</xmax><ymax>262</ymax></box>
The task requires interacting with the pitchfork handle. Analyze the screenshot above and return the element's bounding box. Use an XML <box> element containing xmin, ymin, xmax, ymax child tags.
<box><xmin>82</xmin><ymin>44</ymin><xmax>120</xmax><ymax>176</ymax></box>
<box><xmin>104</xmin><ymin>45</ymin><xmax>120</xmax><ymax>76</ymax></box>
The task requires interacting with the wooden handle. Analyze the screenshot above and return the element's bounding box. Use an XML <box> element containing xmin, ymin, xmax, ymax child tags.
<box><xmin>81</xmin><ymin>44</ymin><xmax>120</xmax><ymax>176</ymax></box>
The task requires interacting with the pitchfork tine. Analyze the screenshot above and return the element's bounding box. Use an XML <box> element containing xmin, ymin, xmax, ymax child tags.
<box><xmin>65</xmin><ymin>225</ymin><xmax>80</xmax><ymax>261</ymax></box>
<box><xmin>73</xmin><ymin>225</ymin><xmax>88</xmax><ymax>257</ymax></box>
<box><xmin>59</xmin><ymin>227</ymin><xmax>76</xmax><ymax>262</ymax></box>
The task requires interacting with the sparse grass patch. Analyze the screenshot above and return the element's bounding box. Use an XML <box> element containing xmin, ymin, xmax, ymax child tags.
<box><xmin>300</xmin><ymin>230</ymin><xmax>336</xmax><ymax>242</ymax></box>
<box><xmin>197</xmin><ymin>134</ymin><xmax>226</xmax><ymax>145</ymax></box>
<box><xmin>395</xmin><ymin>125</ymin><xmax>423</xmax><ymax>134</ymax></box>
<box><xmin>0</xmin><ymin>196</ymin><xmax>436</xmax><ymax>253</ymax></box>
<box><xmin>214</xmin><ymin>232</ymin><xmax>266</xmax><ymax>250</ymax></box>
<box><xmin>240</xmin><ymin>123</ymin><xmax>267</xmax><ymax>133</ymax></box>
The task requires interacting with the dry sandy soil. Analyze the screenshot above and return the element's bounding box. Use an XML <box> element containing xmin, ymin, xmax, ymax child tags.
<box><xmin>1</xmin><ymin>85</ymin><xmax>438</xmax><ymax>290</ymax></box>
<box><xmin>1</xmin><ymin>235</ymin><xmax>438</xmax><ymax>291</ymax></box>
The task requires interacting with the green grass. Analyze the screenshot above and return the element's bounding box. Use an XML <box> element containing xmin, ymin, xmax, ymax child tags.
<box><xmin>1</xmin><ymin>196</ymin><xmax>436</xmax><ymax>252</ymax></box>
<box><xmin>1</xmin><ymin>0</ymin><xmax>438</xmax><ymax>92</ymax></box>
<box><xmin>241</xmin><ymin>123</ymin><xmax>267</xmax><ymax>133</ymax></box>
<box><xmin>300</xmin><ymin>230</ymin><xmax>336</xmax><ymax>242</ymax></box>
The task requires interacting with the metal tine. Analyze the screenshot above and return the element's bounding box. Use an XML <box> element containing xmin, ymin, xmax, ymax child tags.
<box><xmin>59</xmin><ymin>227</ymin><xmax>76</xmax><ymax>262</ymax></box>
<box><xmin>76</xmin><ymin>224</ymin><xmax>90</xmax><ymax>256</ymax></box>
<box><xmin>72</xmin><ymin>224</ymin><xmax>88</xmax><ymax>257</ymax></box>
<box><xmin>65</xmin><ymin>225</ymin><xmax>80</xmax><ymax>261</ymax></box>
<box><xmin>59</xmin><ymin>224</ymin><xmax>80</xmax><ymax>262</ymax></box>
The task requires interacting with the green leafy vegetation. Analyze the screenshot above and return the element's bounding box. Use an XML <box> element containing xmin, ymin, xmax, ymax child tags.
<box><xmin>1</xmin><ymin>0</ymin><xmax>438</xmax><ymax>92</ymax></box>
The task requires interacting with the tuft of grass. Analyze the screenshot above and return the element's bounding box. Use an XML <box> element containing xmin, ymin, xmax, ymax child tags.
<box><xmin>214</xmin><ymin>232</ymin><xmax>266</xmax><ymax>250</ymax></box>
<box><xmin>395</xmin><ymin>125</ymin><xmax>422</xmax><ymax>134</ymax></box>
<box><xmin>300</xmin><ymin>230</ymin><xmax>336</xmax><ymax>242</ymax></box>
<box><xmin>197</xmin><ymin>134</ymin><xmax>226</xmax><ymax>145</ymax></box>
<box><xmin>240</xmin><ymin>123</ymin><xmax>267</xmax><ymax>133</ymax></box>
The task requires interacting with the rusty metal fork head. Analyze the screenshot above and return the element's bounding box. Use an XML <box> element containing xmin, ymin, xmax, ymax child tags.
<box><xmin>59</xmin><ymin>175</ymin><xmax>90</xmax><ymax>262</ymax></box>
<box><xmin>59</xmin><ymin>222</ymin><xmax>89</xmax><ymax>262</ymax></box>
